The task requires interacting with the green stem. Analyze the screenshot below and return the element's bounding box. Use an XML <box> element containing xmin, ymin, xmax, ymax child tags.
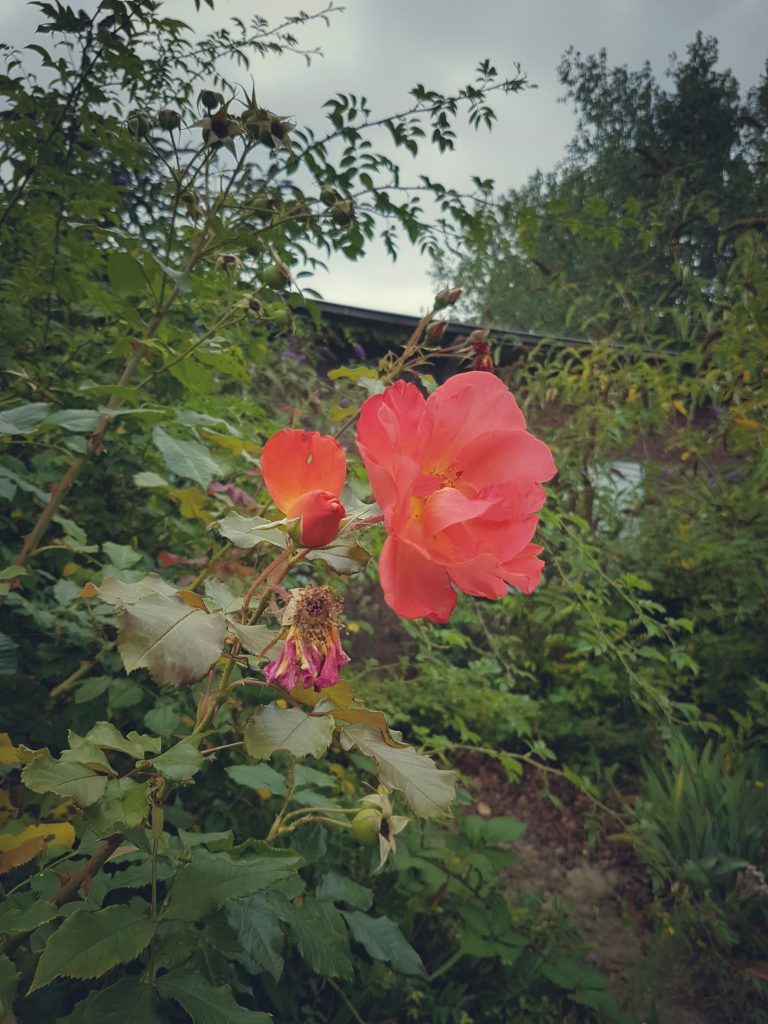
<box><xmin>265</xmin><ymin>759</ymin><xmax>296</xmax><ymax>842</ymax></box>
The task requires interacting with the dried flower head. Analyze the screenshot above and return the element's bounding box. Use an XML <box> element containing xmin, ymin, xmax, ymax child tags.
<box><xmin>263</xmin><ymin>586</ymin><xmax>350</xmax><ymax>691</ymax></box>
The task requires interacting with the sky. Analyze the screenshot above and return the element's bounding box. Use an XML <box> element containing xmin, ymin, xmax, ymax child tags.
<box><xmin>2</xmin><ymin>0</ymin><xmax>767</xmax><ymax>315</ymax></box>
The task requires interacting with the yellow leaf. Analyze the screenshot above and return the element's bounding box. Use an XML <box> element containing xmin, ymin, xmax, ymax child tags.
<box><xmin>328</xmin><ymin>405</ymin><xmax>356</xmax><ymax>422</ymax></box>
<box><xmin>294</xmin><ymin>679</ymin><xmax>354</xmax><ymax>709</ymax></box>
<box><xmin>0</xmin><ymin>733</ymin><xmax>35</xmax><ymax>766</ymax></box>
<box><xmin>177</xmin><ymin>590</ymin><xmax>207</xmax><ymax>610</ymax></box>
<box><xmin>673</xmin><ymin>399</ymin><xmax>687</xmax><ymax>416</ymax></box>
<box><xmin>199</xmin><ymin>429</ymin><xmax>260</xmax><ymax>456</ymax></box>
<box><xmin>328</xmin><ymin>366</ymin><xmax>379</xmax><ymax>382</ymax></box>
<box><xmin>0</xmin><ymin>836</ymin><xmax>46</xmax><ymax>873</ymax></box>
<box><xmin>627</xmin><ymin>385</ymin><xmax>639</xmax><ymax>402</ymax></box>
<box><xmin>0</xmin><ymin>822</ymin><xmax>76</xmax><ymax>872</ymax></box>
<box><xmin>331</xmin><ymin>707</ymin><xmax>407</xmax><ymax>748</ymax></box>
<box><xmin>62</xmin><ymin>562</ymin><xmax>79</xmax><ymax>577</ymax></box>
<box><xmin>734</xmin><ymin>416</ymin><xmax>759</xmax><ymax>430</ymax></box>
<box><xmin>169</xmin><ymin>486</ymin><xmax>209</xmax><ymax>521</ymax></box>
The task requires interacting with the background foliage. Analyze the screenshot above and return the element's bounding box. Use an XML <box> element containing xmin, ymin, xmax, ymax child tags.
<box><xmin>1</xmin><ymin>4</ymin><xmax>767</xmax><ymax>1023</ymax></box>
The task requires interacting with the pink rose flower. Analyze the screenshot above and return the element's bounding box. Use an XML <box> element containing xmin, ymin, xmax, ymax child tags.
<box><xmin>356</xmin><ymin>371</ymin><xmax>556</xmax><ymax>622</ymax></box>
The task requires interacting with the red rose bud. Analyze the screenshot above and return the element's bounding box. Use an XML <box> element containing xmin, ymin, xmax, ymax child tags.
<box><xmin>472</xmin><ymin>352</ymin><xmax>495</xmax><ymax>372</ymax></box>
<box><xmin>291</xmin><ymin>490</ymin><xmax>346</xmax><ymax>548</ymax></box>
<box><xmin>469</xmin><ymin>329</ymin><xmax>490</xmax><ymax>353</ymax></box>
<box><xmin>425</xmin><ymin>320</ymin><xmax>448</xmax><ymax>343</ymax></box>
<box><xmin>434</xmin><ymin>287</ymin><xmax>462</xmax><ymax>310</ymax></box>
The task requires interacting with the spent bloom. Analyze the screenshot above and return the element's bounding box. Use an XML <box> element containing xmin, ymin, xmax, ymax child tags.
<box><xmin>263</xmin><ymin>586</ymin><xmax>350</xmax><ymax>691</ymax></box>
<box><xmin>357</xmin><ymin>371</ymin><xmax>556</xmax><ymax>622</ymax></box>
<box><xmin>261</xmin><ymin>429</ymin><xmax>346</xmax><ymax>548</ymax></box>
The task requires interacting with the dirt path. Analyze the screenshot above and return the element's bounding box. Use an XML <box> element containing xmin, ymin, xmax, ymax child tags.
<box><xmin>464</xmin><ymin>757</ymin><xmax>714</xmax><ymax>1024</ymax></box>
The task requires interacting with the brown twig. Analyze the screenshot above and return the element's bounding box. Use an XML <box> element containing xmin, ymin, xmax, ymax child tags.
<box><xmin>48</xmin><ymin>833</ymin><xmax>122</xmax><ymax>906</ymax></box>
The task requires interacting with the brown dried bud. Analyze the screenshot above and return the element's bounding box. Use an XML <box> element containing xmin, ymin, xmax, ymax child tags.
<box><xmin>157</xmin><ymin>108</ymin><xmax>181</xmax><ymax>131</ymax></box>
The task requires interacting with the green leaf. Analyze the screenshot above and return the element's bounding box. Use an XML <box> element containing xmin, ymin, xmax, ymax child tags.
<box><xmin>202</xmin><ymin>579</ymin><xmax>242</xmax><ymax>613</ymax></box>
<box><xmin>153</xmin><ymin>426</ymin><xmax>224</xmax><ymax>487</ymax></box>
<box><xmin>0</xmin><ymin>899</ymin><xmax>59</xmax><ymax>936</ymax></box>
<box><xmin>287</xmin><ymin>897</ymin><xmax>352</xmax><ymax>979</ymax></box>
<box><xmin>214</xmin><ymin>511</ymin><xmax>287</xmax><ymax>550</ymax></box>
<box><xmin>152</xmin><ymin>256</ymin><xmax>192</xmax><ymax>294</ymax></box>
<box><xmin>133</xmin><ymin>471</ymin><xmax>169</xmax><ymax>488</ymax></box>
<box><xmin>22</xmin><ymin>751</ymin><xmax>107</xmax><ymax>807</ymax></box>
<box><xmin>107</xmin><ymin>252</ymin><xmax>148</xmax><ymax>295</ymax></box>
<box><xmin>86</xmin><ymin>779</ymin><xmax>149</xmax><ymax>836</ymax></box>
<box><xmin>0</xmin><ymin>403</ymin><xmax>51</xmax><ymax>435</ymax></box>
<box><xmin>79</xmin><ymin>721</ymin><xmax>160</xmax><ymax>758</ymax></box>
<box><xmin>293</xmin><ymin>764</ymin><xmax>337</xmax><ymax>790</ymax></box>
<box><xmin>29</xmin><ymin>906</ymin><xmax>155</xmax><ymax>992</ymax></box>
<box><xmin>307</xmin><ymin>538</ymin><xmax>371</xmax><ymax>575</ymax></box>
<box><xmin>0</xmin><ymin>954</ymin><xmax>18</xmax><ymax>1022</ymax></box>
<box><xmin>156</xmin><ymin>971</ymin><xmax>271</xmax><ymax>1023</ymax></box>
<box><xmin>165</xmin><ymin>847</ymin><xmax>301</xmax><ymax>922</ymax></box>
<box><xmin>461</xmin><ymin>816</ymin><xmax>525</xmax><ymax>845</ymax></box>
<box><xmin>116</xmin><ymin>593</ymin><xmax>227</xmax><ymax>687</ymax></box>
<box><xmin>316</xmin><ymin>872</ymin><xmax>372</xmax><ymax>911</ymax></box>
<box><xmin>102</xmin><ymin>542</ymin><xmax>143</xmax><ymax>570</ymax></box>
<box><xmin>58</xmin><ymin>977</ymin><xmax>163</xmax><ymax>1023</ymax></box>
<box><xmin>83</xmin><ymin>574</ymin><xmax>177</xmax><ymax>606</ymax></box>
<box><xmin>150</xmin><ymin>740</ymin><xmax>204</xmax><ymax>782</ymax></box>
<box><xmin>226</xmin><ymin>620</ymin><xmax>275</xmax><ymax>655</ymax></box>
<box><xmin>343</xmin><ymin>911</ymin><xmax>425</xmax><ymax>976</ymax></box>
<box><xmin>47</xmin><ymin>409</ymin><xmax>101</xmax><ymax>433</ymax></box>
<box><xmin>226</xmin><ymin>896</ymin><xmax>284</xmax><ymax>982</ymax></box>
<box><xmin>225</xmin><ymin>763</ymin><xmax>286</xmax><ymax>795</ymax></box>
<box><xmin>340</xmin><ymin>723</ymin><xmax>456</xmax><ymax>818</ymax></box>
<box><xmin>245</xmin><ymin>704</ymin><xmax>334</xmax><ymax>761</ymax></box>
<box><xmin>0</xmin><ymin>633</ymin><xmax>18</xmax><ymax>677</ymax></box>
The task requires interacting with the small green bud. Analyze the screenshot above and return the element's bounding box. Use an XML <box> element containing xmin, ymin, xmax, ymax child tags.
<box><xmin>425</xmin><ymin>320</ymin><xmax>448</xmax><ymax>343</ymax></box>
<box><xmin>434</xmin><ymin>287</ymin><xmax>462</xmax><ymax>310</ymax></box>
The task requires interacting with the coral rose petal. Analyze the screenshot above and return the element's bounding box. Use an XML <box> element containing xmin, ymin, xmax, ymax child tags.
<box><xmin>262</xmin><ymin>429</ymin><xmax>346</xmax><ymax>515</ymax></box>
<box><xmin>421</xmin><ymin>487</ymin><xmax>495</xmax><ymax>535</ymax></box>
<box><xmin>357</xmin><ymin>380</ymin><xmax>425</xmax><ymax>471</ymax></box>
<box><xmin>456</xmin><ymin>430</ymin><xmax>557</xmax><ymax>487</ymax></box>
<box><xmin>420</xmin><ymin>371</ymin><xmax>526</xmax><ymax>465</ymax></box>
<box><xmin>447</xmin><ymin>555</ymin><xmax>510</xmax><ymax>600</ymax></box>
<box><xmin>379</xmin><ymin>535</ymin><xmax>457</xmax><ymax>623</ymax></box>
<box><xmin>501</xmin><ymin>543</ymin><xmax>546</xmax><ymax>594</ymax></box>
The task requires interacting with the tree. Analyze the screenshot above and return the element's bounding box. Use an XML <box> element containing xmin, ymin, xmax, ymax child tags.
<box><xmin>446</xmin><ymin>34</ymin><xmax>768</xmax><ymax>343</ymax></box>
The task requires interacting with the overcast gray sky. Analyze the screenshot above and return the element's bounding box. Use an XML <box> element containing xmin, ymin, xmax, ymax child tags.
<box><xmin>2</xmin><ymin>0</ymin><xmax>766</xmax><ymax>314</ymax></box>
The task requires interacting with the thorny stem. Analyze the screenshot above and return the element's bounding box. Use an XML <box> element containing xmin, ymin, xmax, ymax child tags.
<box><xmin>49</xmin><ymin>833</ymin><xmax>122</xmax><ymax>907</ymax></box>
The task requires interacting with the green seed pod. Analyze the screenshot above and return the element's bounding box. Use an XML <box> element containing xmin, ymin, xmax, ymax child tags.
<box><xmin>351</xmin><ymin>808</ymin><xmax>382</xmax><ymax>846</ymax></box>
<box><xmin>261</xmin><ymin>263</ymin><xmax>291</xmax><ymax>290</ymax></box>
